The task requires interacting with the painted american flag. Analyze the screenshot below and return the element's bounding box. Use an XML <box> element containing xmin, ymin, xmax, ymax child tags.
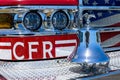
<box><xmin>82</xmin><ymin>0</ymin><xmax>120</xmax><ymax>48</ymax></box>
<box><xmin>83</xmin><ymin>0</ymin><xmax>120</xmax><ymax>6</ymax></box>
<box><xmin>83</xmin><ymin>0</ymin><xmax>120</xmax><ymax>27</ymax></box>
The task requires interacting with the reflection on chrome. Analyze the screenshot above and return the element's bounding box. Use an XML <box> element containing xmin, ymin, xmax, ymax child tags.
<box><xmin>51</xmin><ymin>10</ymin><xmax>69</xmax><ymax>30</ymax></box>
<box><xmin>23</xmin><ymin>11</ymin><xmax>42</xmax><ymax>31</ymax></box>
<box><xmin>68</xmin><ymin>13</ymin><xmax>110</xmax><ymax>75</ymax></box>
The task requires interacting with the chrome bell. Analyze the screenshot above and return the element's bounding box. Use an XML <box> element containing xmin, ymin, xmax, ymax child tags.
<box><xmin>68</xmin><ymin>13</ymin><xmax>109</xmax><ymax>64</ymax></box>
<box><xmin>70</xmin><ymin>29</ymin><xmax>109</xmax><ymax>63</ymax></box>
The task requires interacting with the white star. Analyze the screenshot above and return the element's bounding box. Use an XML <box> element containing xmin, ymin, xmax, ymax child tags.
<box><xmin>105</xmin><ymin>0</ymin><xmax>109</xmax><ymax>4</ymax></box>
<box><xmin>112</xmin><ymin>2</ymin><xmax>115</xmax><ymax>6</ymax></box>
<box><xmin>83</xmin><ymin>0</ymin><xmax>89</xmax><ymax>4</ymax></box>
<box><xmin>97</xmin><ymin>12</ymin><xmax>103</xmax><ymax>17</ymax></box>
<box><xmin>93</xmin><ymin>1</ymin><xmax>98</xmax><ymax>6</ymax></box>
<box><xmin>108</xmin><ymin>11</ymin><xmax>112</xmax><ymax>14</ymax></box>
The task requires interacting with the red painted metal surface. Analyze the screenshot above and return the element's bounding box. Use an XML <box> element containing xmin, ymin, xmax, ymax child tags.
<box><xmin>0</xmin><ymin>0</ymin><xmax>78</xmax><ymax>6</ymax></box>
<box><xmin>0</xmin><ymin>34</ymin><xmax>78</xmax><ymax>61</ymax></box>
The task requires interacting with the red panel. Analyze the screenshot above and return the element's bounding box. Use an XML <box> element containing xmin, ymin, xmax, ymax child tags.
<box><xmin>0</xmin><ymin>0</ymin><xmax>78</xmax><ymax>6</ymax></box>
<box><xmin>0</xmin><ymin>34</ymin><xmax>78</xmax><ymax>61</ymax></box>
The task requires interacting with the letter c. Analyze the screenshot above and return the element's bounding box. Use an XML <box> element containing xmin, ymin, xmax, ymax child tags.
<box><xmin>13</xmin><ymin>42</ymin><xmax>24</xmax><ymax>60</ymax></box>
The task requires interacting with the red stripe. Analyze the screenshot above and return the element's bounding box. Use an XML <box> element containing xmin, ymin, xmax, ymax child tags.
<box><xmin>56</xmin><ymin>43</ymin><xmax>76</xmax><ymax>47</ymax></box>
<box><xmin>100</xmin><ymin>31</ymin><xmax>120</xmax><ymax>42</ymax></box>
<box><xmin>0</xmin><ymin>46</ymin><xmax>11</xmax><ymax>49</ymax></box>
<box><xmin>0</xmin><ymin>0</ymin><xmax>78</xmax><ymax>6</ymax></box>
<box><xmin>107</xmin><ymin>22</ymin><xmax>120</xmax><ymax>27</ymax></box>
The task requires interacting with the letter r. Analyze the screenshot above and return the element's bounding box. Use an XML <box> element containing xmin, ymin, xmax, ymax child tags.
<box><xmin>43</xmin><ymin>41</ymin><xmax>53</xmax><ymax>58</ymax></box>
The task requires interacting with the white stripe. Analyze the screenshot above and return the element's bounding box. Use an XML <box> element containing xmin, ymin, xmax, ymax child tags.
<box><xmin>91</xmin><ymin>14</ymin><xmax>120</xmax><ymax>27</ymax></box>
<box><xmin>0</xmin><ymin>42</ymin><xmax>11</xmax><ymax>46</ymax></box>
<box><xmin>55</xmin><ymin>39</ymin><xmax>77</xmax><ymax>44</ymax></box>
<box><xmin>56</xmin><ymin>46</ymin><xmax>75</xmax><ymax>57</ymax></box>
<box><xmin>0</xmin><ymin>49</ymin><xmax>12</xmax><ymax>59</ymax></box>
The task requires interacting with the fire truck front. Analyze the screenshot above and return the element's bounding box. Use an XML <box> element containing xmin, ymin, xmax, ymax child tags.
<box><xmin>0</xmin><ymin>0</ymin><xmax>84</xmax><ymax>79</ymax></box>
<box><xmin>0</xmin><ymin>0</ymin><xmax>120</xmax><ymax>79</ymax></box>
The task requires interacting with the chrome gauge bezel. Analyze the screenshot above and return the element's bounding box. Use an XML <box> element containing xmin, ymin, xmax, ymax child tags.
<box><xmin>13</xmin><ymin>8</ymin><xmax>78</xmax><ymax>32</ymax></box>
<box><xmin>50</xmin><ymin>10</ymin><xmax>70</xmax><ymax>30</ymax></box>
<box><xmin>22</xmin><ymin>11</ymin><xmax>43</xmax><ymax>31</ymax></box>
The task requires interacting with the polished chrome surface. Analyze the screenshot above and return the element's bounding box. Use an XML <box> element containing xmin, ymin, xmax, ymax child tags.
<box><xmin>99</xmin><ymin>27</ymin><xmax>120</xmax><ymax>32</ymax></box>
<box><xmin>14</xmin><ymin>9</ymin><xmax>77</xmax><ymax>32</ymax></box>
<box><xmin>71</xmin><ymin>29</ymin><xmax>109</xmax><ymax>63</ymax></box>
<box><xmin>70</xmin><ymin>13</ymin><xmax>109</xmax><ymax>63</ymax></box>
<box><xmin>0</xmin><ymin>29</ymin><xmax>78</xmax><ymax>36</ymax></box>
<box><xmin>0</xmin><ymin>6</ymin><xmax>78</xmax><ymax>10</ymax></box>
<box><xmin>83</xmin><ymin>13</ymin><xmax>96</xmax><ymax>29</ymax></box>
<box><xmin>0</xmin><ymin>5</ymin><xmax>119</xmax><ymax>32</ymax></box>
<box><xmin>23</xmin><ymin>11</ymin><xmax>42</xmax><ymax>31</ymax></box>
<box><xmin>0</xmin><ymin>5</ymin><xmax>78</xmax><ymax>32</ymax></box>
<box><xmin>50</xmin><ymin>10</ymin><xmax>70</xmax><ymax>30</ymax></box>
<box><xmin>0</xmin><ymin>6</ymin><xmax>120</xmax><ymax>11</ymax></box>
<box><xmin>104</xmin><ymin>47</ymin><xmax>120</xmax><ymax>52</ymax></box>
<box><xmin>80</xmin><ymin>6</ymin><xmax>120</xmax><ymax>11</ymax></box>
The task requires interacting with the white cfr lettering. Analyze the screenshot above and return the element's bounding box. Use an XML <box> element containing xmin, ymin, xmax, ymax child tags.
<box><xmin>13</xmin><ymin>42</ymin><xmax>25</xmax><ymax>60</ymax></box>
<box><xmin>28</xmin><ymin>42</ymin><xmax>39</xmax><ymax>59</ymax></box>
<box><xmin>43</xmin><ymin>41</ymin><xmax>53</xmax><ymax>58</ymax></box>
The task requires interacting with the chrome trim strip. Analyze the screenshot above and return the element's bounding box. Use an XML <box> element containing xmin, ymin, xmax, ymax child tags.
<box><xmin>7</xmin><ymin>5</ymin><xmax>78</xmax><ymax>32</ymax></box>
<box><xmin>50</xmin><ymin>10</ymin><xmax>71</xmax><ymax>30</ymax></box>
<box><xmin>98</xmin><ymin>27</ymin><xmax>120</xmax><ymax>32</ymax></box>
<box><xmin>0</xmin><ymin>6</ymin><xmax>78</xmax><ymax>14</ymax></box>
<box><xmin>0</xmin><ymin>6</ymin><xmax>78</xmax><ymax>10</ymax></box>
<box><xmin>21</xmin><ymin>11</ymin><xmax>47</xmax><ymax>31</ymax></box>
<box><xmin>104</xmin><ymin>47</ymin><xmax>120</xmax><ymax>52</ymax></box>
<box><xmin>0</xmin><ymin>29</ymin><xmax>78</xmax><ymax>36</ymax></box>
<box><xmin>13</xmin><ymin>9</ymin><xmax>78</xmax><ymax>32</ymax></box>
<box><xmin>79</xmin><ymin>27</ymin><xmax>120</xmax><ymax>32</ymax></box>
<box><xmin>80</xmin><ymin>6</ymin><xmax>120</xmax><ymax>10</ymax></box>
<box><xmin>79</xmin><ymin>0</ymin><xmax>83</xmax><ymax>6</ymax></box>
